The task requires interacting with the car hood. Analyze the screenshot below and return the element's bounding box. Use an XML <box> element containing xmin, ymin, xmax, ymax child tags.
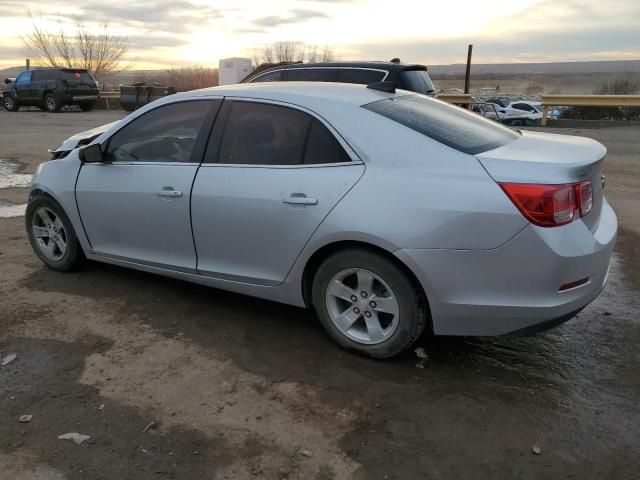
<box><xmin>50</xmin><ymin>120</ymin><xmax>120</xmax><ymax>153</ymax></box>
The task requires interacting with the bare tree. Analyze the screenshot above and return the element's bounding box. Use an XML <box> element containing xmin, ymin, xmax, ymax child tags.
<box><xmin>164</xmin><ymin>66</ymin><xmax>219</xmax><ymax>92</ymax></box>
<box><xmin>22</xmin><ymin>13</ymin><xmax>129</xmax><ymax>81</ymax></box>
<box><xmin>252</xmin><ymin>42</ymin><xmax>335</xmax><ymax>69</ymax></box>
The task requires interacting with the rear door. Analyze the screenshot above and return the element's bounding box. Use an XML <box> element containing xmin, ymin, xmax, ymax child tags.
<box><xmin>191</xmin><ymin>99</ymin><xmax>364</xmax><ymax>285</ymax></box>
<box><xmin>76</xmin><ymin>99</ymin><xmax>220</xmax><ymax>271</ymax></box>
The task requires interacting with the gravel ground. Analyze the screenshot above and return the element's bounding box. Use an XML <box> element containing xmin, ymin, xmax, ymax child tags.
<box><xmin>0</xmin><ymin>109</ymin><xmax>639</xmax><ymax>480</ymax></box>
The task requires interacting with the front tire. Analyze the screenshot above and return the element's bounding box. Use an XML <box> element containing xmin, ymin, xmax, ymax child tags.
<box><xmin>3</xmin><ymin>95</ymin><xmax>19</xmax><ymax>111</ymax></box>
<box><xmin>312</xmin><ymin>249</ymin><xmax>427</xmax><ymax>358</ymax></box>
<box><xmin>26</xmin><ymin>195</ymin><xmax>83</xmax><ymax>271</ymax></box>
<box><xmin>44</xmin><ymin>93</ymin><xmax>63</xmax><ymax>113</ymax></box>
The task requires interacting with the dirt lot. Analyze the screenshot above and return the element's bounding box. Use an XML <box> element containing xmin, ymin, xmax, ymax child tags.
<box><xmin>0</xmin><ymin>109</ymin><xmax>639</xmax><ymax>480</ymax></box>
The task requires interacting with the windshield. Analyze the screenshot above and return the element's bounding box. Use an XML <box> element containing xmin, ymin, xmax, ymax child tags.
<box><xmin>399</xmin><ymin>69</ymin><xmax>436</xmax><ymax>95</ymax></box>
<box><xmin>363</xmin><ymin>94</ymin><xmax>520</xmax><ymax>155</ymax></box>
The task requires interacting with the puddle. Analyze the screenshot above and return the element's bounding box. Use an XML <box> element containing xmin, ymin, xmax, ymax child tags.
<box><xmin>0</xmin><ymin>158</ymin><xmax>33</xmax><ymax>188</ymax></box>
<box><xmin>0</xmin><ymin>200</ymin><xmax>26</xmax><ymax>218</ymax></box>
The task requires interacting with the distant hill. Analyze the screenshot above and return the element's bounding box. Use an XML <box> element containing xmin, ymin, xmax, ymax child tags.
<box><xmin>428</xmin><ymin>60</ymin><xmax>640</xmax><ymax>77</ymax></box>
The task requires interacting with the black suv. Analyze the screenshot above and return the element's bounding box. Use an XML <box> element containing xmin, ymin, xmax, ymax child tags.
<box><xmin>2</xmin><ymin>68</ymin><xmax>100</xmax><ymax>113</ymax></box>
<box><xmin>243</xmin><ymin>60</ymin><xmax>437</xmax><ymax>96</ymax></box>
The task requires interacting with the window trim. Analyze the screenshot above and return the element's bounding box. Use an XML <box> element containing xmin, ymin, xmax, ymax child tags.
<box><xmin>247</xmin><ymin>67</ymin><xmax>389</xmax><ymax>84</ymax></box>
<box><xmin>100</xmin><ymin>98</ymin><xmax>222</xmax><ymax>166</ymax></box>
<box><xmin>202</xmin><ymin>97</ymin><xmax>361</xmax><ymax>168</ymax></box>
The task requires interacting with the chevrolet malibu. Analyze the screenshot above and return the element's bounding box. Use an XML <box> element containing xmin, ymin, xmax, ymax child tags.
<box><xmin>26</xmin><ymin>82</ymin><xmax>617</xmax><ymax>358</ymax></box>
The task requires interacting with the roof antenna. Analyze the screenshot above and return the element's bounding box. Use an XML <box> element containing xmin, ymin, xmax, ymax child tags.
<box><xmin>367</xmin><ymin>81</ymin><xmax>397</xmax><ymax>93</ymax></box>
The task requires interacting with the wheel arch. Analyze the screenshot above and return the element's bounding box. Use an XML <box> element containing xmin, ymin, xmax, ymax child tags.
<box><xmin>301</xmin><ymin>239</ymin><xmax>432</xmax><ymax>332</ymax></box>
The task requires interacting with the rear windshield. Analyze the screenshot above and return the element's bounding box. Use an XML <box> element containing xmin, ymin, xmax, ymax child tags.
<box><xmin>399</xmin><ymin>69</ymin><xmax>436</xmax><ymax>95</ymax></box>
<box><xmin>57</xmin><ymin>70</ymin><xmax>95</xmax><ymax>83</ymax></box>
<box><xmin>363</xmin><ymin>94</ymin><xmax>520</xmax><ymax>155</ymax></box>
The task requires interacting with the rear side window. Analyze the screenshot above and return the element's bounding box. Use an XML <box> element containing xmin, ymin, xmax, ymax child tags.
<box><xmin>106</xmin><ymin>100</ymin><xmax>214</xmax><ymax>163</ymax></box>
<box><xmin>251</xmin><ymin>70</ymin><xmax>282</xmax><ymax>82</ymax></box>
<box><xmin>363</xmin><ymin>95</ymin><xmax>520</xmax><ymax>155</ymax></box>
<box><xmin>218</xmin><ymin>102</ymin><xmax>311</xmax><ymax>165</ymax></box>
<box><xmin>337</xmin><ymin>69</ymin><xmax>385</xmax><ymax>85</ymax></box>
<box><xmin>304</xmin><ymin>120</ymin><xmax>351</xmax><ymax>164</ymax></box>
<box><xmin>285</xmin><ymin>68</ymin><xmax>337</xmax><ymax>82</ymax></box>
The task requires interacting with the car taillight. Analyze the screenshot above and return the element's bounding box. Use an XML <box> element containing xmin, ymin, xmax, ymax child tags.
<box><xmin>499</xmin><ymin>181</ymin><xmax>592</xmax><ymax>228</ymax></box>
<box><xmin>578</xmin><ymin>181</ymin><xmax>593</xmax><ymax>216</ymax></box>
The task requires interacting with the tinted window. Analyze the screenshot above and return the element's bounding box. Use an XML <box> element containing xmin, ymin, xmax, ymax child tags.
<box><xmin>251</xmin><ymin>70</ymin><xmax>282</xmax><ymax>82</ymax></box>
<box><xmin>106</xmin><ymin>101</ymin><xmax>213</xmax><ymax>163</ymax></box>
<box><xmin>304</xmin><ymin>120</ymin><xmax>351</xmax><ymax>164</ymax></box>
<box><xmin>31</xmin><ymin>71</ymin><xmax>45</xmax><ymax>81</ymax></box>
<box><xmin>337</xmin><ymin>69</ymin><xmax>385</xmax><ymax>85</ymax></box>
<box><xmin>512</xmin><ymin>103</ymin><xmax>533</xmax><ymax>112</ymax></box>
<box><xmin>399</xmin><ymin>69</ymin><xmax>435</xmax><ymax>94</ymax></box>
<box><xmin>219</xmin><ymin>102</ymin><xmax>311</xmax><ymax>165</ymax></box>
<box><xmin>16</xmin><ymin>72</ymin><xmax>31</xmax><ymax>85</ymax></box>
<box><xmin>285</xmin><ymin>68</ymin><xmax>337</xmax><ymax>82</ymax></box>
<box><xmin>57</xmin><ymin>69</ymin><xmax>96</xmax><ymax>83</ymax></box>
<box><xmin>363</xmin><ymin>94</ymin><xmax>520</xmax><ymax>155</ymax></box>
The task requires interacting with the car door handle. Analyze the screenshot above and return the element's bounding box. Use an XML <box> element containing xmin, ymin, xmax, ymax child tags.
<box><xmin>283</xmin><ymin>193</ymin><xmax>318</xmax><ymax>206</ymax></box>
<box><xmin>156</xmin><ymin>187</ymin><xmax>183</xmax><ymax>198</ymax></box>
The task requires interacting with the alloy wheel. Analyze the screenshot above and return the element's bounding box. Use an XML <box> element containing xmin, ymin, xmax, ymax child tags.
<box><xmin>31</xmin><ymin>207</ymin><xmax>67</xmax><ymax>261</ymax></box>
<box><xmin>325</xmin><ymin>268</ymin><xmax>400</xmax><ymax>344</ymax></box>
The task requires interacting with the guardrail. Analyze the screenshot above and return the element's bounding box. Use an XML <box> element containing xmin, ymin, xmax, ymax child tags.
<box><xmin>438</xmin><ymin>94</ymin><xmax>473</xmax><ymax>104</ymax></box>
<box><xmin>540</xmin><ymin>94</ymin><xmax>640</xmax><ymax>126</ymax></box>
<box><xmin>100</xmin><ymin>91</ymin><xmax>119</xmax><ymax>110</ymax></box>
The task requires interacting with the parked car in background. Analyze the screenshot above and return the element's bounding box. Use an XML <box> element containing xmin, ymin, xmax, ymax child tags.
<box><xmin>2</xmin><ymin>68</ymin><xmax>99</xmax><ymax>113</ymax></box>
<box><xmin>26</xmin><ymin>82</ymin><xmax>616</xmax><ymax>358</ymax></box>
<box><xmin>508</xmin><ymin>100</ymin><xmax>560</xmax><ymax>119</ymax></box>
<box><xmin>243</xmin><ymin>59</ymin><xmax>437</xmax><ymax>96</ymax></box>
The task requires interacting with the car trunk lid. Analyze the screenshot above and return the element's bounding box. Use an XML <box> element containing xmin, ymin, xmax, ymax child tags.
<box><xmin>475</xmin><ymin>130</ymin><xmax>606</xmax><ymax>231</ymax></box>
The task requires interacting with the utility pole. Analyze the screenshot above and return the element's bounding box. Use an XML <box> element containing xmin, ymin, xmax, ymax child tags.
<box><xmin>464</xmin><ymin>44</ymin><xmax>473</xmax><ymax>94</ymax></box>
<box><xmin>26</xmin><ymin>58</ymin><xmax>31</xmax><ymax>70</ymax></box>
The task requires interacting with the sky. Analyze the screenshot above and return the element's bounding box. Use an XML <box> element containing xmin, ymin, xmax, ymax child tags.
<box><xmin>0</xmin><ymin>0</ymin><xmax>639</xmax><ymax>70</ymax></box>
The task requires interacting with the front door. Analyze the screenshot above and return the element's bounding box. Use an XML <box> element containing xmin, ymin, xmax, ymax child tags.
<box><xmin>191</xmin><ymin>100</ymin><xmax>364</xmax><ymax>285</ymax></box>
<box><xmin>14</xmin><ymin>71</ymin><xmax>33</xmax><ymax>103</ymax></box>
<box><xmin>76</xmin><ymin>99</ymin><xmax>220</xmax><ymax>271</ymax></box>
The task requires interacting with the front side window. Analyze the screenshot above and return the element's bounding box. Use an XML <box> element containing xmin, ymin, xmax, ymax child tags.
<box><xmin>285</xmin><ymin>68</ymin><xmax>337</xmax><ymax>82</ymax></box>
<box><xmin>218</xmin><ymin>102</ymin><xmax>311</xmax><ymax>165</ymax></box>
<box><xmin>337</xmin><ymin>69</ymin><xmax>385</xmax><ymax>85</ymax></box>
<box><xmin>363</xmin><ymin>94</ymin><xmax>520</xmax><ymax>155</ymax></box>
<box><xmin>251</xmin><ymin>70</ymin><xmax>282</xmax><ymax>82</ymax></box>
<box><xmin>16</xmin><ymin>72</ymin><xmax>31</xmax><ymax>85</ymax></box>
<box><xmin>106</xmin><ymin>101</ymin><xmax>213</xmax><ymax>163</ymax></box>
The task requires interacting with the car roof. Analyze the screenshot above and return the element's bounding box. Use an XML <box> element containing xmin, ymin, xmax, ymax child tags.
<box><xmin>180</xmin><ymin>81</ymin><xmax>405</xmax><ymax>107</ymax></box>
<box><xmin>275</xmin><ymin>61</ymin><xmax>425</xmax><ymax>70</ymax></box>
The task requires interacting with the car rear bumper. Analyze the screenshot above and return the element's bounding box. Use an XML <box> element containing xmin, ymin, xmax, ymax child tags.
<box><xmin>395</xmin><ymin>197</ymin><xmax>617</xmax><ymax>336</ymax></box>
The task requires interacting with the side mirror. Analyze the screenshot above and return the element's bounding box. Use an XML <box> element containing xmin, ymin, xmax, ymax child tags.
<box><xmin>79</xmin><ymin>143</ymin><xmax>105</xmax><ymax>163</ymax></box>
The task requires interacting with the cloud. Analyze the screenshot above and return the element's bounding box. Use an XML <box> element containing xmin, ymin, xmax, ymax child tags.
<box><xmin>253</xmin><ymin>9</ymin><xmax>330</xmax><ymax>28</ymax></box>
<box><xmin>344</xmin><ymin>26</ymin><xmax>640</xmax><ymax>65</ymax></box>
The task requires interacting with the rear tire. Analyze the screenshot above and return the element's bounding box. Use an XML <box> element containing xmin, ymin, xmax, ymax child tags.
<box><xmin>25</xmin><ymin>195</ymin><xmax>83</xmax><ymax>272</ymax></box>
<box><xmin>311</xmin><ymin>249</ymin><xmax>427</xmax><ymax>358</ymax></box>
<box><xmin>44</xmin><ymin>93</ymin><xmax>62</xmax><ymax>113</ymax></box>
<box><xmin>79</xmin><ymin>102</ymin><xmax>95</xmax><ymax>112</ymax></box>
<box><xmin>3</xmin><ymin>95</ymin><xmax>19</xmax><ymax>111</ymax></box>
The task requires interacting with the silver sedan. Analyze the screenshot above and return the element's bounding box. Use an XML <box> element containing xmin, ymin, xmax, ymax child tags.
<box><xmin>26</xmin><ymin>82</ymin><xmax>617</xmax><ymax>358</ymax></box>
